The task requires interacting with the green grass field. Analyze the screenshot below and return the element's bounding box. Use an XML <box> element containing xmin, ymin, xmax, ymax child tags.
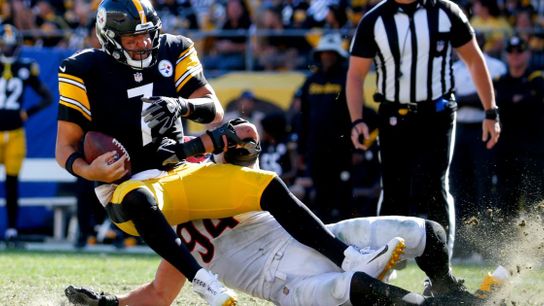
<box><xmin>0</xmin><ymin>249</ymin><xmax>543</xmax><ymax>305</ymax></box>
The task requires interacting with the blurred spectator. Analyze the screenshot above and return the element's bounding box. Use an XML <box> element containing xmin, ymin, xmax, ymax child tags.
<box><xmin>298</xmin><ymin>33</ymin><xmax>353</xmax><ymax>222</ymax></box>
<box><xmin>254</xmin><ymin>5</ymin><xmax>311</xmax><ymax>70</ymax></box>
<box><xmin>203</xmin><ymin>0</ymin><xmax>251</xmax><ymax>71</ymax></box>
<box><xmin>450</xmin><ymin>32</ymin><xmax>506</xmax><ymax>258</ymax></box>
<box><xmin>156</xmin><ymin>0</ymin><xmax>199</xmax><ymax>32</ymax></box>
<box><xmin>529</xmin><ymin>30</ymin><xmax>544</xmax><ymax>69</ymax></box>
<box><xmin>512</xmin><ymin>6</ymin><xmax>536</xmax><ymax>41</ymax></box>
<box><xmin>470</xmin><ymin>0</ymin><xmax>513</xmax><ymax>57</ymax></box>
<box><xmin>324</xmin><ymin>4</ymin><xmax>351</xmax><ymax>31</ymax></box>
<box><xmin>306</xmin><ymin>0</ymin><xmax>347</xmax><ymax>27</ymax></box>
<box><xmin>282</xmin><ymin>1</ymin><xmax>312</xmax><ymax>29</ymax></box>
<box><xmin>3</xmin><ymin>0</ymin><xmax>37</xmax><ymax>32</ymax></box>
<box><xmin>66</xmin><ymin>1</ymin><xmax>97</xmax><ymax>50</ymax></box>
<box><xmin>33</xmin><ymin>0</ymin><xmax>70</xmax><ymax>46</ymax></box>
<box><xmin>494</xmin><ymin>36</ymin><xmax>544</xmax><ymax>223</ymax></box>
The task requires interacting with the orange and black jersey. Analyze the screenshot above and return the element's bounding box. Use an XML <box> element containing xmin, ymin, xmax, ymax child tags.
<box><xmin>0</xmin><ymin>59</ymin><xmax>43</xmax><ymax>131</ymax></box>
<box><xmin>58</xmin><ymin>34</ymin><xmax>207</xmax><ymax>173</ymax></box>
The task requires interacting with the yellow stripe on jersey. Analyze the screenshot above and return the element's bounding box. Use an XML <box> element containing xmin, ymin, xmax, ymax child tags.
<box><xmin>58</xmin><ymin>73</ymin><xmax>91</xmax><ymax>121</ymax></box>
<box><xmin>174</xmin><ymin>46</ymin><xmax>203</xmax><ymax>92</ymax></box>
<box><xmin>59</xmin><ymin>73</ymin><xmax>84</xmax><ymax>84</ymax></box>
<box><xmin>131</xmin><ymin>0</ymin><xmax>147</xmax><ymax>23</ymax></box>
<box><xmin>59</xmin><ymin>99</ymin><xmax>92</xmax><ymax>121</ymax></box>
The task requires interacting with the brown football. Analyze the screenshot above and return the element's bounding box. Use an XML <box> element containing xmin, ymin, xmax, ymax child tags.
<box><xmin>83</xmin><ymin>131</ymin><xmax>132</xmax><ymax>181</ymax></box>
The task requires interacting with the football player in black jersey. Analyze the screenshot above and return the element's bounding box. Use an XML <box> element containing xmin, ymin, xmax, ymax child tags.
<box><xmin>0</xmin><ymin>24</ymin><xmax>52</xmax><ymax>246</ymax></box>
<box><xmin>55</xmin><ymin>1</ymin><xmax>405</xmax><ymax>305</ymax></box>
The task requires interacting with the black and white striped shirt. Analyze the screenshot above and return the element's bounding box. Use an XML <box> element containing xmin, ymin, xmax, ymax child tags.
<box><xmin>350</xmin><ymin>0</ymin><xmax>474</xmax><ymax>104</ymax></box>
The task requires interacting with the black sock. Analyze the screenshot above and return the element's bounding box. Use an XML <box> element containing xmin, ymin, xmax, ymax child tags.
<box><xmin>260</xmin><ymin>177</ymin><xmax>348</xmax><ymax>266</ymax></box>
<box><xmin>350</xmin><ymin>272</ymin><xmax>424</xmax><ymax>305</ymax></box>
<box><xmin>5</xmin><ymin>175</ymin><xmax>19</xmax><ymax>229</ymax></box>
<box><xmin>121</xmin><ymin>188</ymin><xmax>201</xmax><ymax>281</ymax></box>
<box><xmin>415</xmin><ymin>220</ymin><xmax>452</xmax><ymax>284</ymax></box>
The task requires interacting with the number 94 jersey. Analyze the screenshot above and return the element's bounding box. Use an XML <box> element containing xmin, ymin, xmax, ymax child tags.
<box><xmin>57</xmin><ymin>34</ymin><xmax>207</xmax><ymax>173</ymax></box>
<box><xmin>0</xmin><ymin>58</ymin><xmax>42</xmax><ymax>131</ymax></box>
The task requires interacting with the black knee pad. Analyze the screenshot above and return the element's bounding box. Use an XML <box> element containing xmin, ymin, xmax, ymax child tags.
<box><xmin>120</xmin><ymin>188</ymin><xmax>158</xmax><ymax>220</ymax></box>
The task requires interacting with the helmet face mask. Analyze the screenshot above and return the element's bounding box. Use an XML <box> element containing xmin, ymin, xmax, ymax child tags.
<box><xmin>0</xmin><ymin>24</ymin><xmax>22</xmax><ymax>63</ymax></box>
<box><xmin>96</xmin><ymin>0</ymin><xmax>162</xmax><ymax>70</ymax></box>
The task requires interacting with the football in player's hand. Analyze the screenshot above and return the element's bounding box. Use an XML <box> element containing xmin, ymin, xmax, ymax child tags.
<box><xmin>83</xmin><ymin>131</ymin><xmax>132</xmax><ymax>179</ymax></box>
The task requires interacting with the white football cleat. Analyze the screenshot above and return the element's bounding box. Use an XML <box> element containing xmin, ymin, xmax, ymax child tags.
<box><xmin>192</xmin><ymin>268</ymin><xmax>238</xmax><ymax>306</ymax></box>
<box><xmin>342</xmin><ymin>237</ymin><xmax>406</xmax><ymax>280</ymax></box>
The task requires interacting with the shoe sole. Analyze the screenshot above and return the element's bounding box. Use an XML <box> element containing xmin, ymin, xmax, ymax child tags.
<box><xmin>377</xmin><ymin>239</ymin><xmax>406</xmax><ymax>281</ymax></box>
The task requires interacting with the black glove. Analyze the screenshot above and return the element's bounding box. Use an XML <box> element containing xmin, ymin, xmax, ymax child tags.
<box><xmin>142</xmin><ymin>96</ymin><xmax>189</xmax><ymax>134</ymax></box>
<box><xmin>157</xmin><ymin>137</ymin><xmax>182</xmax><ymax>166</ymax></box>
<box><xmin>206</xmin><ymin>120</ymin><xmax>243</xmax><ymax>154</ymax></box>
<box><xmin>65</xmin><ymin>285</ymin><xmax>119</xmax><ymax>306</ymax></box>
<box><xmin>157</xmin><ymin>137</ymin><xmax>206</xmax><ymax>166</ymax></box>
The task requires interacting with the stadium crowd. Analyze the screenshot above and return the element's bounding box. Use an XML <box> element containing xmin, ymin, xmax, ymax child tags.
<box><xmin>2</xmin><ymin>0</ymin><xmax>544</xmax><ymax>69</ymax></box>
<box><xmin>0</xmin><ymin>0</ymin><xmax>543</xmax><ymax>261</ymax></box>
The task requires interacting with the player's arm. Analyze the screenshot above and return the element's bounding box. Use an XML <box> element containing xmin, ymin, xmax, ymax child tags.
<box><xmin>455</xmin><ymin>38</ymin><xmax>500</xmax><ymax>149</ymax></box>
<box><xmin>157</xmin><ymin>118</ymin><xmax>260</xmax><ymax>166</ymax></box>
<box><xmin>24</xmin><ymin>62</ymin><xmax>53</xmax><ymax>118</ymax></box>
<box><xmin>65</xmin><ymin>259</ymin><xmax>186</xmax><ymax>306</ymax></box>
<box><xmin>55</xmin><ymin>120</ymin><xmax>128</xmax><ymax>183</ymax></box>
<box><xmin>141</xmin><ymin>83</ymin><xmax>224</xmax><ymax>134</ymax></box>
<box><xmin>117</xmin><ymin>260</ymin><xmax>186</xmax><ymax>306</ymax></box>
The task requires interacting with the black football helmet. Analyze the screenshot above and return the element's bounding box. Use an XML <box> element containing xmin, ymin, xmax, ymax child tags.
<box><xmin>95</xmin><ymin>0</ymin><xmax>162</xmax><ymax>69</ymax></box>
<box><xmin>0</xmin><ymin>24</ymin><xmax>22</xmax><ymax>62</ymax></box>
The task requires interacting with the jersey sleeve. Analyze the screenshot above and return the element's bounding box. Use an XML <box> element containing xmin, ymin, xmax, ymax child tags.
<box><xmin>171</xmin><ymin>35</ymin><xmax>208</xmax><ymax>98</ymax></box>
<box><xmin>350</xmin><ymin>14</ymin><xmax>379</xmax><ymax>58</ymax></box>
<box><xmin>444</xmin><ymin>1</ymin><xmax>474</xmax><ymax>48</ymax></box>
<box><xmin>57</xmin><ymin>51</ymin><xmax>92</xmax><ymax>131</ymax></box>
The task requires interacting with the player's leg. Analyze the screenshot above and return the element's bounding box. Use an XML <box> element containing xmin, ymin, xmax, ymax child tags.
<box><xmin>107</xmin><ymin>181</ymin><xmax>237</xmax><ymax>305</ymax></box>
<box><xmin>329</xmin><ymin>216</ymin><xmax>480</xmax><ymax>301</ymax></box>
<box><xmin>4</xmin><ymin>128</ymin><xmax>26</xmax><ymax>242</ymax></box>
<box><xmin>414</xmin><ymin>220</ymin><xmax>474</xmax><ymax>299</ymax></box>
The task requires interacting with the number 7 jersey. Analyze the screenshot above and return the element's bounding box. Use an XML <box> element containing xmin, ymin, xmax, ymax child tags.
<box><xmin>57</xmin><ymin>34</ymin><xmax>207</xmax><ymax>173</ymax></box>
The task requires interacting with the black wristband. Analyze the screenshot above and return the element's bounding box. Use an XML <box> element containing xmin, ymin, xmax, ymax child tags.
<box><xmin>180</xmin><ymin>137</ymin><xmax>206</xmax><ymax>158</ymax></box>
<box><xmin>65</xmin><ymin>151</ymin><xmax>83</xmax><ymax>178</ymax></box>
<box><xmin>351</xmin><ymin>118</ymin><xmax>365</xmax><ymax>129</ymax></box>
<box><xmin>485</xmin><ymin>107</ymin><xmax>499</xmax><ymax>120</ymax></box>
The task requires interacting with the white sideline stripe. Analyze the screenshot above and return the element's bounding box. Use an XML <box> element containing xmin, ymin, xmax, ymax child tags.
<box><xmin>0</xmin><ymin>158</ymin><xmax>76</xmax><ymax>182</ymax></box>
<box><xmin>0</xmin><ymin>196</ymin><xmax>76</xmax><ymax>207</ymax></box>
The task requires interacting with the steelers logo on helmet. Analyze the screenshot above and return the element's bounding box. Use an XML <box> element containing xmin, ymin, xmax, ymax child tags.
<box><xmin>95</xmin><ymin>0</ymin><xmax>162</xmax><ymax>70</ymax></box>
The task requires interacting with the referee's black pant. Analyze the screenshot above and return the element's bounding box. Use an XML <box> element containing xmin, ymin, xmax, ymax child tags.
<box><xmin>376</xmin><ymin>101</ymin><xmax>456</xmax><ymax>253</ymax></box>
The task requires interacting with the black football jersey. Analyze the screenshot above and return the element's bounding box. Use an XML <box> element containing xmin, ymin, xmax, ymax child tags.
<box><xmin>57</xmin><ymin>34</ymin><xmax>208</xmax><ymax>173</ymax></box>
<box><xmin>0</xmin><ymin>58</ymin><xmax>43</xmax><ymax>131</ymax></box>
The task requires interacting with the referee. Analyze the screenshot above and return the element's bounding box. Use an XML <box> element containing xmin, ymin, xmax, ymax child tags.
<box><xmin>345</xmin><ymin>0</ymin><xmax>500</xmax><ymax>255</ymax></box>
